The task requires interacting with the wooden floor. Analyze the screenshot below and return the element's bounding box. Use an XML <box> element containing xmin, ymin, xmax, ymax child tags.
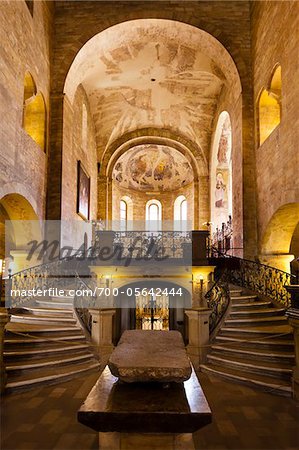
<box><xmin>1</xmin><ymin>369</ymin><xmax>299</xmax><ymax>450</ymax></box>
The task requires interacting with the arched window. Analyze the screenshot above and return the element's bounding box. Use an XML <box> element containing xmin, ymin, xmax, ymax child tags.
<box><xmin>258</xmin><ymin>65</ymin><xmax>281</xmax><ymax>146</ymax></box>
<box><xmin>120</xmin><ymin>199</ymin><xmax>127</xmax><ymax>230</ymax></box>
<box><xmin>82</xmin><ymin>103</ymin><xmax>88</xmax><ymax>150</ymax></box>
<box><xmin>146</xmin><ymin>200</ymin><xmax>162</xmax><ymax>231</ymax></box>
<box><xmin>22</xmin><ymin>72</ymin><xmax>46</xmax><ymax>151</ymax></box>
<box><xmin>174</xmin><ymin>195</ymin><xmax>187</xmax><ymax>230</ymax></box>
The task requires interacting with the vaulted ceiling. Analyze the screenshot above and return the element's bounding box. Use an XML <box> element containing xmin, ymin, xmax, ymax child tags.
<box><xmin>65</xmin><ymin>19</ymin><xmax>241</xmax><ymax>161</ymax></box>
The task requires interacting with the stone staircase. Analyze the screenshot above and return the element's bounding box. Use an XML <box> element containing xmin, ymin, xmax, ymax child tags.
<box><xmin>4</xmin><ymin>293</ymin><xmax>100</xmax><ymax>392</ymax></box>
<box><xmin>201</xmin><ymin>287</ymin><xmax>295</xmax><ymax>396</ymax></box>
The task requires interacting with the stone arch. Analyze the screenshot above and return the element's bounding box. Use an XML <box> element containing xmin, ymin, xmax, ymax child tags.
<box><xmin>104</xmin><ymin>130</ymin><xmax>204</xmax><ymax>180</ymax></box>
<box><xmin>103</xmin><ymin>132</ymin><xmax>200</xmax><ymax>228</ymax></box>
<box><xmin>0</xmin><ymin>193</ymin><xmax>42</xmax><ymax>274</ymax></box>
<box><xmin>61</xmin><ymin>18</ymin><xmax>242</xmax><ymax>233</ymax></box>
<box><xmin>60</xmin><ymin>16</ymin><xmax>244</xmax><ymax>97</ymax></box>
<box><xmin>260</xmin><ymin>203</ymin><xmax>299</xmax><ymax>272</ymax></box>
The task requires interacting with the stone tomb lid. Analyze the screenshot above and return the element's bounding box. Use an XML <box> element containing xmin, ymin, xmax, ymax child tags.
<box><xmin>108</xmin><ymin>330</ymin><xmax>192</xmax><ymax>383</ymax></box>
<box><xmin>78</xmin><ymin>365</ymin><xmax>212</xmax><ymax>433</ymax></box>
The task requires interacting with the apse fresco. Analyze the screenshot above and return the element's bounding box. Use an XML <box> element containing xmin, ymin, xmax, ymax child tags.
<box><xmin>112</xmin><ymin>144</ymin><xmax>193</xmax><ymax>192</ymax></box>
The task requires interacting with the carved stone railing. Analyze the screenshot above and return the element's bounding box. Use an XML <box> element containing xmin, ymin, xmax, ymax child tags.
<box><xmin>212</xmin><ymin>253</ymin><xmax>295</xmax><ymax>308</ymax></box>
<box><xmin>205</xmin><ymin>273</ymin><xmax>230</xmax><ymax>334</ymax></box>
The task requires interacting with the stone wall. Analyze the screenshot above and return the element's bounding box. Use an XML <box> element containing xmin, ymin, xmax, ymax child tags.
<box><xmin>251</xmin><ymin>0</ymin><xmax>299</xmax><ymax>258</ymax></box>
<box><xmin>0</xmin><ymin>0</ymin><xmax>53</xmax><ymax>219</ymax></box>
<box><xmin>61</xmin><ymin>86</ymin><xmax>97</xmax><ymax>221</ymax></box>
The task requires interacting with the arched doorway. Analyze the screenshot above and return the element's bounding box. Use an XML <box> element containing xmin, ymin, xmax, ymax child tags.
<box><xmin>0</xmin><ymin>193</ymin><xmax>41</xmax><ymax>275</ymax></box>
<box><xmin>114</xmin><ymin>280</ymin><xmax>191</xmax><ymax>340</ymax></box>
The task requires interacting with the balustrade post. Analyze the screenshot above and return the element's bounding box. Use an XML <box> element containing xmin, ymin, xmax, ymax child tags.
<box><xmin>0</xmin><ymin>307</ymin><xmax>10</xmax><ymax>394</ymax></box>
<box><xmin>185</xmin><ymin>307</ymin><xmax>212</xmax><ymax>369</ymax></box>
<box><xmin>89</xmin><ymin>308</ymin><xmax>116</xmax><ymax>364</ymax></box>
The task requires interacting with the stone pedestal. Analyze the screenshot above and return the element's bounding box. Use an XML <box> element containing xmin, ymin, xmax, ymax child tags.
<box><xmin>90</xmin><ymin>309</ymin><xmax>115</xmax><ymax>362</ymax></box>
<box><xmin>185</xmin><ymin>308</ymin><xmax>212</xmax><ymax>369</ymax></box>
<box><xmin>98</xmin><ymin>431</ymin><xmax>195</xmax><ymax>450</ymax></box>
<box><xmin>286</xmin><ymin>306</ymin><xmax>299</xmax><ymax>401</ymax></box>
<box><xmin>78</xmin><ymin>366</ymin><xmax>212</xmax><ymax>449</ymax></box>
<box><xmin>0</xmin><ymin>308</ymin><xmax>10</xmax><ymax>394</ymax></box>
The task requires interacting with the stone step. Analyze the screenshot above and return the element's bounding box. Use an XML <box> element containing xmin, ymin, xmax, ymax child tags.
<box><xmin>5</xmin><ymin>361</ymin><xmax>100</xmax><ymax>392</ymax></box>
<box><xmin>220</xmin><ymin>324</ymin><xmax>293</xmax><ymax>337</ymax></box>
<box><xmin>50</xmin><ymin>295</ymin><xmax>74</xmax><ymax>303</ymax></box>
<box><xmin>229</xmin><ymin>289</ymin><xmax>243</xmax><ymax>296</ymax></box>
<box><xmin>6</xmin><ymin>353</ymin><xmax>93</xmax><ymax>373</ymax></box>
<box><xmin>4</xmin><ymin>334</ymin><xmax>86</xmax><ymax>345</ymax></box>
<box><xmin>35</xmin><ymin>300</ymin><xmax>73</xmax><ymax>309</ymax></box>
<box><xmin>200</xmin><ymin>364</ymin><xmax>292</xmax><ymax>397</ymax></box>
<box><xmin>231</xmin><ymin>301</ymin><xmax>272</xmax><ymax>309</ymax></box>
<box><xmin>22</xmin><ymin>307</ymin><xmax>74</xmax><ymax>317</ymax></box>
<box><xmin>4</xmin><ymin>343</ymin><xmax>90</xmax><ymax>359</ymax></box>
<box><xmin>207</xmin><ymin>354</ymin><xmax>292</xmax><ymax>380</ymax></box>
<box><xmin>210</xmin><ymin>344</ymin><xmax>295</xmax><ymax>363</ymax></box>
<box><xmin>10</xmin><ymin>313</ymin><xmax>77</xmax><ymax>325</ymax></box>
<box><xmin>214</xmin><ymin>335</ymin><xmax>294</xmax><ymax>350</ymax></box>
<box><xmin>230</xmin><ymin>295</ymin><xmax>258</xmax><ymax>303</ymax></box>
<box><xmin>229</xmin><ymin>308</ymin><xmax>285</xmax><ymax>318</ymax></box>
<box><xmin>224</xmin><ymin>315</ymin><xmax>287</xmax><ymax>327</ymax></box>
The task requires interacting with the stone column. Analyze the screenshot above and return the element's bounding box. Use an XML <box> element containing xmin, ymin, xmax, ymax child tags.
<box><xmin>185</xmin><ymin>307</ymin><xmax>212</xmax><ymax>369</ymax></box>
<box><xmin>0</xmin><ymin>308</ymin><xmax>10</xmax><ymax>394</ymax></box>
<box><xmin>90</xmin><ymin>308</ymin><xmax>116</xmax><ymax>363</ymax></box>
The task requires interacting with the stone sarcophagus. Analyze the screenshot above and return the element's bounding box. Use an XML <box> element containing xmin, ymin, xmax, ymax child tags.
<box><xmin>108</xmin><ymin>330</ymin><xmax>192</xmax><ymax>383</ymax></box>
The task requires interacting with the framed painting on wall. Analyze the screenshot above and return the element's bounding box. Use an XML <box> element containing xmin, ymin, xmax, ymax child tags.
<box><xmin>77</xmin><ymin>161</ymin><xmax>90</xmax><ymax>220</ymax></box>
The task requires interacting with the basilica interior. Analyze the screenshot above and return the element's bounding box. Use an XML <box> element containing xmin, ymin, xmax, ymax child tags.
<box><xmin>0</xmin><ymin>1</ymin><xmax>299</xmax><ymax>450</ymax></box>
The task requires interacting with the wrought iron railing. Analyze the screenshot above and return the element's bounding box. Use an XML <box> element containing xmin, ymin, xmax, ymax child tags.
<box><xmin>205</xmin><ymin>272</ymin><xmax>230</xmax><ymax>334</ymax></box>
<box><xmin>73</xmin><ymin>274</ymin><xmax>98</xmax><ymax>334</ymax></box>
<box><xmin>211</xmin><ymin>251</ymin><xmax>295</xmax><ymax>308</ymax></box>
<box><xmin>7</xmin><ymin>257</ymin><xmax>75</xmax><ymax>307</ymax></box>
<box><xmin>95</xmin><ymin>230</ymin><xmax>192</xmax><ymax>259</ymax></box>
<box><xmin>211</xmin><ymin>216</ymin><xmax>232</xmax><ymax>255</ymax></box>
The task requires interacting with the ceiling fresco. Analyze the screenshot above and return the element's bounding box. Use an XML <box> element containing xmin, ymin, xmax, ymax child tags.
<box><xmin>64</xmin><ymin>20</ymin><xmax>239</xmax><ymax>159</ymax></box>
<box><xmin>112</xmin><ymin>144</ymin><xmax>194</xmax><ymax>192</ymax></box>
